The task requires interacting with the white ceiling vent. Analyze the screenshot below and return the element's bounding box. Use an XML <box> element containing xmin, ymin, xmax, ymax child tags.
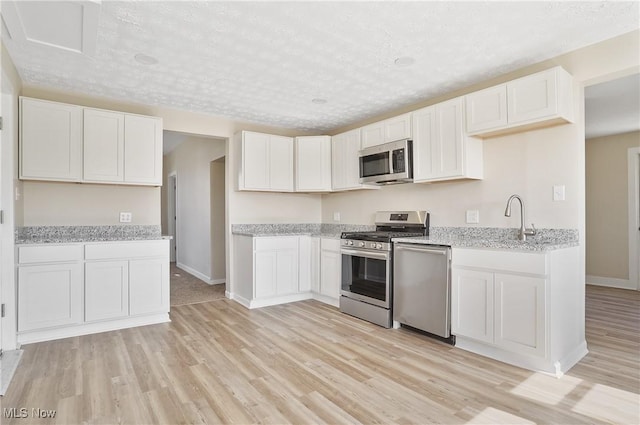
<box><xmin>1</xmin><ymin>0</ymin><xmax>100</xmax><ymax>57</ymax></box>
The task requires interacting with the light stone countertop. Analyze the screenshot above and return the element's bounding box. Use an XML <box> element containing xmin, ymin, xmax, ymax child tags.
<box><xmin>232</xmin><ymin>224</ymin><xmax>579</xmax><ymax>252</ymax></box>
<box><xmin>393</xmin><ymin>227</ymin><xmax>578</xmax><ymax>252</ymax></box>
<box><xmin>15</xmin><ymin>225</ymin><xmax>167</xmax><ymax>245</ymax></box>
<box><xmin>231</xmin><ymin>223</ymin><xmax>375</xmax><ymax>239</ymax></box>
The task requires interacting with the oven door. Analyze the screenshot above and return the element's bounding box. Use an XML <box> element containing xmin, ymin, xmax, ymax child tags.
<box><xmin>341</xmin><ymin>248</ymin><xmax>391</xmax><ymax>308</ymax></box>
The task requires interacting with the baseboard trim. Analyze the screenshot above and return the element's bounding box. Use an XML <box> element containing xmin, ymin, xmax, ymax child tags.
<box><xmin>176</xmin><ymin>262</ymin><xmax>224</xmax><ymax>285</ymax></box>
<box><xmin>587</xmin><ymin>275</ymin><xmax>636</xmax><ymax>290</ymax></box>
<box><xmin>17</xmin><ymin>313</ymin><xmax>170</xmax><ymax>345</ymax></box>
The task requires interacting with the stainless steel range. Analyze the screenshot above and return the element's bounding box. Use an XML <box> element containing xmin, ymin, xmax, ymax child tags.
<box><xmin>340</xmin><ymin>211</ymin><xmax>429</xmax><ymax>328</ymax></box>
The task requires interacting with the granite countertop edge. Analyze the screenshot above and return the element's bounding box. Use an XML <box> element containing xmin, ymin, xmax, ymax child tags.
<box><xmin>16</xmin><ymin>235</ymin><xmax>173</xmax><ymax>245</ymax></box>
<box><xmin>391</xmin><ymin>236</ymin><xmax>579</xmax><ymax>252</ymax></box>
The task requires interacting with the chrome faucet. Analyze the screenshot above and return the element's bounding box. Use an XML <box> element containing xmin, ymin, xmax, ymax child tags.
<box><xmin>504</xmin><ymin>194</ymin><xmax>537</xmax><ymax>241</ymax></box>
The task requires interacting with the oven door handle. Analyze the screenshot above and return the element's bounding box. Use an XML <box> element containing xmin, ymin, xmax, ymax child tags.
<box><xmin>395</xmin><ymin>245</ymin><xmax>448</xmax><ymax>255</ymax></box>
<box><xmin>341</xmin><ymin>249</ymin><xmax>390</xmax><ymax>261</ymax></box>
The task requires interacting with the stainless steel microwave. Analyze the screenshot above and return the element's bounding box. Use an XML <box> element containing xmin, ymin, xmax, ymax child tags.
<box><xmin>359</xmin><ymin>139</ymin><xmax>413</xmax><ymax>185</ymax></box>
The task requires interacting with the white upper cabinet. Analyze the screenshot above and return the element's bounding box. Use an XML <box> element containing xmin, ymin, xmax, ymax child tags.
<box><xmin>237</xmin><ymin>131</ymin><xmax>294</xmax><ymax>192</ymax></box>
<box><xmin>331</xmin><ymin>128</ymin><xmax>377</xmax><ymax>191</ymax></box>
<box><xmin>21</xmin><ymin>97</ymin><xmax>163</xmax><ymax>186</ymax></box>
<box><xmin>465</xmin><ymin>85</ymin><xmax>508</xmax><ymax>134</ymax></box>
<box><xmin>123</xmin><ymin>114</ymin><xmax>163</xmax><ymax>185</ymax></box>
<box><xmin>412</xmin><ymin>97</ymin><xmax>483</xmax><ymax>182</ymax></box>
<box><xmin>83</xmin><ymin>109</ymin><xmax>125</xmax><ymax>182</ymax></box>
<box><xmin>295</xmin><ymin>136</ymin><xmax>332</xmax><ymax>192</ymax></box>
<box><xmin>361</xmin><ymin>113</ymin><xmax>412</xmax><ymax>148</ymax></box>
<box><xmin>20</xmin><ymin>97</ymin><xmax>83</xmax><ymax>182</ymax></box>
<box><xmin>465</xmin><ymin>66</ymin><xmax>574</xmax><ymax>137</ymax></box>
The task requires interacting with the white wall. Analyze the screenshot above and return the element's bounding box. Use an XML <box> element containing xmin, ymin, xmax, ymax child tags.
<box><xmin>211</xmin><ymin>158</ymin><xmax>226</xmax><ymax>283</ymax></box>
<box><xmin>163</xmin><ymin>135</ymin><xmax>225</xmax><ymax>282</ymax></box>
<box><xmin>1</xmin><ymin>43</ymin><xmax>22</xmax><ymax>351</ymax></box>
<box><xmin>322</xmin><ymin>124</ymin><xmax>581</xmax><ymax>228</ymax></box>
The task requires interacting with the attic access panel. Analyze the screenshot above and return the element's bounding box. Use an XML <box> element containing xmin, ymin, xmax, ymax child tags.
<box><xmin>1</xmin><ymin>0</ymin><xmax>99</xmax><ymax>56</ymax></box>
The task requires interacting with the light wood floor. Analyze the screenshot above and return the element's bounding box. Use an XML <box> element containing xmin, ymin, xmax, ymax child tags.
<box><xmin>1</xmin><ymin>285</ymin><xmax>638</xmax><ymax>424</ymax></box>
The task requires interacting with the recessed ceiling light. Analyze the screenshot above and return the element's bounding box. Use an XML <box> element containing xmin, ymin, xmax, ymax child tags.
<box><xmin>312</xmin><ymin>98</ymin><xmax>327</xmax><ymax>104</ymax></box>
<box><xmin>394</xmin><ymin>56</ymin><xmax>415</xmax><ymax>67</ymax></box>
<box><xmin>134</xmin><ymin>53</ymin><xmax>158</xmax><ymax>65</ymax></box>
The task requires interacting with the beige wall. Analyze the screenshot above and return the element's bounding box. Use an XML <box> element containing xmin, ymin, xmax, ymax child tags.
<box><xmin>211</xmin><ymin>159</ymin><xmax>226</xmax><ymax>282</ymax></box>
<box><xmin>163</xmin><ymin>135</ymin><xmax>225</xmax><ymax>280</ymax></box>
<box><xmin>586</xmin><ymin>131</ymin><xmax>640</xmax><ymax>280</ymax></box>
<box><xmin>22</xmin><ymin>182</ymin><xmax>160</xmax><ymax>225</ymax></box>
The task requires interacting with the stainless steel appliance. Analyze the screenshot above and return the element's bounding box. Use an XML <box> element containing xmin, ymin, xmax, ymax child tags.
<box><xmin>340</xmin><ymin>211</ymin><xmax>429</xmax><ymax>328</ymax></box>
<box><xmin>393</xmin><ymin>242</ymin><xmax>454</xmax><ymax>343</ymax></box>
<box><xmin>359</xmin><ymin>139</ymin><xmax>413</xmax><ymax>185</ymax></box>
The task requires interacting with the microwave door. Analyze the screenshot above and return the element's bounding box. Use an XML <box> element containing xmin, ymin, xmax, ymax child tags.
<box><xmin>360</xmin><ymin>151</ymin><xmax>390</xmax><ymax>181</ymax></box>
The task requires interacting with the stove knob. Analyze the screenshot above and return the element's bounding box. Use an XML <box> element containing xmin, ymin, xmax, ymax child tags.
<box><xmin>359</xmin><ymin>241</ymin><xmax>365</xmax><ymax>248</ymax></box>
<box><xmin>376</xmin><ymin>243</ymin><xmax>382</xmax><ymax>249</ymax></box>
<box><xmin>347</xmin><ymin>240</ymin><xmax>353</xmax><ymax>246</ymax></box>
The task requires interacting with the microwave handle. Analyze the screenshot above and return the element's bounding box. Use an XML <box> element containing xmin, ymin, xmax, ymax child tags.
<box><xmin>389</xmin><ymin>151</ymin><xmax>394</xmax><ymax>174</ymax></box>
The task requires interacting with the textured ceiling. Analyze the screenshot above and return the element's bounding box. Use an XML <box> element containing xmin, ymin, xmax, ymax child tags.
<box><xmin>585</xmin><ymin>73</ymin><xmax>640</xmax><ymax>139</ymax></box>
<box><xmin>2</xmin><ymin>1</ymin><xmax>639</xmax><ymax>133</ymax></box>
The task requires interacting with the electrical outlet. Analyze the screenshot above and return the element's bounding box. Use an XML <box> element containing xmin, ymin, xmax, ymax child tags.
<box><xmin>553</xmin><ymin>185</ymin><xmax>566</xmax><ymax>201</ymax></box>
<box><xmin>333</xmin><ymin>212</ymin><xmax>341</xmax><ymax>222</ymax></box>
<box><xmin>119</xmin><ymin>212</ymin><xmax>132</xmax><ymax>223</ymax></box>
<box><xmin>466</xmin><ymin>210</ymin><xmax>480</xmax><ymax>224</ymax></box>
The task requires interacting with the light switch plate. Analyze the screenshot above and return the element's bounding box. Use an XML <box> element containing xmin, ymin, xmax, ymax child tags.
<box><xmin>466</xmin><ymin>209</ymin><xmax>480</xmax><ymax>224</ymax></box>
<box><xmin>333</xmin><ymin>212</ymin><xmax>341</xmax><ymax>222</ymax></box>
<box><xmin>553</xmin><ymin>185</ymin><xmax>566</xmax><ymax>201</ymax></box>
<box><xmin>119</xmin><ymin>212</ymin><xmax>132</xmax><ymax>223</ymax></box>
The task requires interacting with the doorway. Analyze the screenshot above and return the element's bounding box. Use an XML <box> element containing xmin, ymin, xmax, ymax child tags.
<box><xmin>585</xmin><ymin>73</ymin><xmax>640</xmax><ymax>290</ymax></box>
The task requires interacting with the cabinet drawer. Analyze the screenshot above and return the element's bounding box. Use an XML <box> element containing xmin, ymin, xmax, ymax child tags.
<box><xmin>18</xmin><ymin>244</ymin><xmax>82</xmax><ymax>264</ymax></box>
<box><xmin>321</xmin><ymin>237</ymin><xmax>341</xmax><ymax>252</ymax></box>
<box><xmin>85</xmin><ymin>241</ymin><xmax>168</xmax><ymax>260</ymax></box>
<box><xmin>452</xmin><ymin>248</ymin><xmax>547</xmax><ymax>276</ymax></box>
<box><xmin>254</xmin><ymin>236</ymin><xmax>299</xmax><ymax>251</ymax></box>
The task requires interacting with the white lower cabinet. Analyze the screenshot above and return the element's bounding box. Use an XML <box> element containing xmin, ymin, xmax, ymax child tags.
<box><xmin>232</xmin><ymin>235</ymin><xmax>342</xmax><ymax>308</ymax></box>
<box><xmin>319</xmin><ymin>238</ymin><xmax>341</xmax><ymax>302</ymax></box>
<box><xmin>452</xmin><ymin>246</ymin><xmax>585</xmax><ymax>376</ymax></box>
<box><xmin>452</xmin><ymin>269</ymin><xmax>494</xmax><ymax>344</ymax></box>
<box><xmin>18</xmin><ymin>262</ymin><xmax>83</xmax><ymax>332</ymax></box>
<box><xmin>85</xmin><ymin>260</ymin><xmax>129</xmax><ymax>322</ymax></box>
<box><xmin>453</xmin><ymin>268</ymin><xmax>545</xmax><ymax>356</ymax></box>
<box><xmin>17</xmin><ymin>240</ymin><xmax>170</xmax><ymax>344</ymax></box>
<box><xmin>129</xmin><ymin>258</ymin><xmax>169</xmax><ymax>316</ymax></box>
<box><xmin>494</xmin><ymin>273</ymin><xmax>546</xmax><ymax>357</ymax></box>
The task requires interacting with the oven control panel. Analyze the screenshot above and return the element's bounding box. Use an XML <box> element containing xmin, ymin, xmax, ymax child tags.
<box><xmin>341</xmin><ymin>239</ymin><xmax>390</xmax><ymax>251</ymax></box>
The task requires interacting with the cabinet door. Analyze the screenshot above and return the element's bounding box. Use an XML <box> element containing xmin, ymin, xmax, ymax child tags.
<box><xmin>123</xmin><ymin>115</ymin><xmax>163</xmax><ymax>185</ymax></box>
<box><xmin>494</xmin><ymin>274</ymin><xmax>546</xmax><ymax>357</ymax></box>
<box><xmin>465</xmin><ymin>85</ymin><xmax>508</xmax><ymax>134</ymax></box>
<box><xmin>412</xmin><ymin>106</ymin><xmax>437</xmax><ymax>181</ymax></box>
<box><xmin>295</xmin><ymin>136</ymin><xmax>331</xmax><ymax>191</ymax></box>
<box><xmin>18</xmin><ymin>263</ymin><xmax>82</xmax><ymax>332</ymax></box>
<box><xmin>254</xmin><ymin>250</ymin><xmax>278</xmax><ymax>298</ymax></box>
<box><xmin>129</xmin><ymin>258</ymin><xmax>169</xmax><ymax>316</ymax></box>
<box><xmin>83</xmin><ymin>109</ymin><xmax>124</xmax><ymax>182</ymax></box>
<box><xmin>436</xmin><ymin>98</ymin><xmax>465</xmax><ymax>178</ymax></box>
<box><xmin>269</xmin><ymin>135</ymin><xmax>294</xmax><ymax>192</ymax></box>
<box><xmin>507</xmin><ymin>69</ymin><xmax>557</xmax><ymax>125</ymax></box>
<box><xmin>320</xmin><ymin>249</ymin><xmax>341</xmax><ymax>300</ymax></box>
<box><xmin>85</xmin><ymin>261</ymin><xmax>129</xmax><ymax>322</ymax></box>
<box><xmin>242</xmin><ymin>132</ymin><xmax>271</xmax><ymax>190</ymax></box>
<box><xmin>385</xmin><ymin>113</ymin><xmax>412</xmax><ymax>142</ymax></box>
<box><xmin>310</xmin><ymin>237</ymin><xmax>321</xmax><ymax>294</ymax></box>
<box><xmin>451</xmin><ymin>269</ymin><xmax>494</xmax><ymax>343</ymax></box>
<box><xmin>20</xmin><ymin>97</ymin><xmax>82</xmax><ymax>181</ymax></box>
<box><xmin>331</xmin><ymin>129</ymin><xmax>362</xmax><ymax>190</ymax></box>
<box><xmin>298</xmin><ymin>236</ymin><xmax>313</xmax><ymax>293</ymax></box>
<box><xmin>361</xmin><ymin>122</ymin><xmax>385</xmax><ymax>149</ymax></box>
<box><xmin>276</xmin><ymin>248</ymin><xmax>299</xmax><ymax>295</ymax></box>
